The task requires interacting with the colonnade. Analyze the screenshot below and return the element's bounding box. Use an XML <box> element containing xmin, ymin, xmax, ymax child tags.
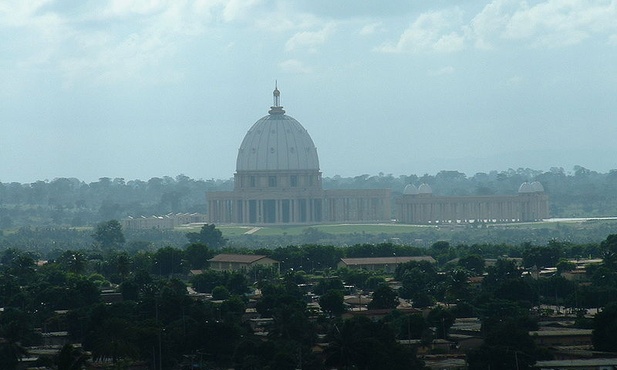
<box><xmin>207</xmin><ymin>195</ymin><xmax>323</xmax><ymax>224</ymax></box>
<box><xmin>207</xmin><ymin>188</ymin><xmax>392</xmax><ymax>225</ymax></box>
<box><xmin>397</xmin><ymin>194</ymin><xmax>549</xmax><ymax>224</ymax></box>
<box><xmin>325</xmin><ymin>196</ymin><xmax>387</xmax><ymax>222</ymax></box>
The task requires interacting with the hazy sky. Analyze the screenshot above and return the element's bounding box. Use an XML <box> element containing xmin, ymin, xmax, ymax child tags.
<box><xmin>1</xmin><ymin>0</ymin><xmax>616</xmax><ymax>183</ymax></box>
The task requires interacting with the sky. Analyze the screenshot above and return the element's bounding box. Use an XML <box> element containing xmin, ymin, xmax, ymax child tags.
<box><xmin>1</xmin><ymin>0</ymin><xmax>616</xmax><ymax>184</ymax></box>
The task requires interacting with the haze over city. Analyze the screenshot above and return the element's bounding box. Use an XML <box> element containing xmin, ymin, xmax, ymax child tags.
<box><xmin>1</xmin><ymin>0</ymin><xmax>616</xmax><ymax>183</ymax></box>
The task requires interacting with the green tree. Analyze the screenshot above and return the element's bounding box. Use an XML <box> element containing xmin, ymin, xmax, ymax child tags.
<box><xmin>430</xmin><ymin>241</ymin><xmax>451</xmax><ymax>255</ymax></box>
<box><xmin>458</xmin><ymin>254</ymin><xmax>485</xmax><ymax>275</ymax></box>
<box><xmin>479</xmin><ymin>299</ymin><xmax>538</xmax><ymax>340</ymax></box>
<box><xmin>152</xmin><ymin>246</ymin><xmax>185</xmax><ymax>276</ymax></box>
<box><xmin>324</xmin><ymin>316</ymin><xmax>423</xmax><ymax>370</ymax></box>
<box><xmin>427</xmin><ymin>307</ymin><xmax>455</xmax><ymax>339</ymax></box>
<box><xmin>212</xmin><ymin>285</ymin><xmax>231</xmax><ymax>300</ymax></box>
<box><xmin>56</xmin><ymin>344</ymin><xmax>90</xmax><ymax>370</ymax></box>
<box><xmin>0</xmin><ymin>308</ymin><xmax>36</xmax><ymax>370</ymax></box>
<box><xmin>114</xmin><ymin>252</ymin><xmax>132</xmax><ymax>280</ymax></box>
<box><xmin>600</xmin><ymin>234</ymin><xmax>617</xmax><ymax>268</ymax></box>
<box><xmin>522</xmin><ymin>245</ymin><xmax>561</xmax><ymax>268</ymax></box>
<box><xmin>482</xmin><ymin>259</ymin><xmax>521</xmax><ymax>290</ymax></box>
<box><xmin>190</xmin><ymin>270</ymin><xmax>225</xmax><ymax>293</ymax></box>
<box><xmin>430</xmin><ymin>241</ymin><xmax>454</xmax><ymax>264</ymax></box>
<box><xmin>87</xmin><ymin>317</ymin><xmax>138</xmax><ymax>364</ymax></box>
<box><xmin>92</xmin><ymin>220</ymin><xmax>125</xmax><ymax>250</ymax></box>
<box><xmin>256</xmin><ymin>280</ymin><xmax>314</xmax><ymax>346</ymax></box>
<box><xmin>384</xmin><ymin>311</ymin><xmax>430</xmax><ymax>341</ymax></box>
<box><xmin>468</xmin><ymin>319</ymin><xmax>540</xmax><ymax>370</ymax></box>
<box><xmin>556</xmin><ymin>259</ymin><xmax>576</xmax><ymax>273</ymax></box>
<box><xmin>368</xmin><ymin>285</ymin><xmax>399</xmax><ymax>310</ymax></box>
<box><xmin>592</xmin><ymin>302</ymin><xmax>617</xmax><ymax>351</ymax></box>
<box><xmin>0</xmin><ymin>273</ymin><xmax>24</xmax><ymax>308</ymax></box>
<box><xmin>396</xmin><ymin>261</ymin><xmax>438</xmax><ymax>304</ymax></box>
<box><xmin>56</xmin><ymin>250</ymin><xmax>87</xmax><ymax>275</ymax></box>
<box><xmin>319</xmin><ymin>289</ymin><xmax>345</xmax><ymax>316</ymax></box>
<box><xmin>64</xmin><ymin>274</ymin><xmax>101</xmax><ymax>309</ymax></box>
<box><xmin>186</xmin><ymin>224</ymin><xmax>227</xmax><ymax>249</ymax></box>
<box><xmin>4</xmin><ymin>253</ymin><xmax>37</xmax><ymax>285</ymax></box>
<box><xmin>313</xmin><ymin>277</ymin><xmax>344</xmax><ymax>296</ymax></box>
<box><xmin>119</xmin><ymin>280</ymin><xmax>139</xmax><ymax>301</ymax></box>
<box><xmin>219</xmin><ymin>295</ymin><xmax>246</xmax><ymax>323</ymax></box>
<box><xmin>445</xmin><ymin>268</ymin><xmax>471</xmax><ymax>302</ymax></box>
<box><xmin>184</xmin><ymin>243</ymin><xmax>212</xmax><ymax>269</ymax></box>
<box><xmin>0</xmin><ymin>341</ymin><xmax>27</xmax><ymax>370</ymax></box>
<box><xmin>494</xmin><ymin>278</ymin><xmax>537</xmax><ymax>304</ymax></box>
<box><xmin>225</xmin><ymin>271</ymin><xmax>250</xmax><ymax>295</ymax></box>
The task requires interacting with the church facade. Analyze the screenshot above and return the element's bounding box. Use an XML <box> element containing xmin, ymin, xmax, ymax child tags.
<box><xmin>207</xmin><ymin>87</ymin><xmax>391</xmax><ymax>225</ymax></box>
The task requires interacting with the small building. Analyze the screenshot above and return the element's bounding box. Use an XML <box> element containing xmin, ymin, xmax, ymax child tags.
<box><xmin>485</xmin><ymin>257</ymin><xmax>523</xmax><ymax>267</ymax></box>
<box><xmin>342</xmin><ymin>307</ymin><xmax>422</xmax><ymax>321</ymax></box>
<box><xmin>422</xmin><ymin>355</ymin><xmax>467</xmax><ymax>370</ymax></box>
<box><xmin>530</xmin><ymin>329</ymin><xmax>593</xmax><ymax>348</ymax></box>
<box><xmin>561</xmin><ymin>258</ymin><xmax>602</xmax><ymax>282</ymax></box>
<box><xmin>534</xmin><ymin>358</ymin><xmax>617</xmax><ymax>369</ymax></box>
<box><xmin>121</xmin><ymin>213</ymin><xmax>208</xmax><ymax>230</ymax></box>
<box><xmin>338</xmin><ymin>256</ymin><xmax>436</xmax><ymax>273</ymax></box>
<box><xmin>40</xmin><ymin>331</ymin><xmax>69</xmax><ymax>347</ymax></box>
<box><xmin>208</xmin><ymin>254</ymin><xmax>279</xmax><ymax>272</ymax></box>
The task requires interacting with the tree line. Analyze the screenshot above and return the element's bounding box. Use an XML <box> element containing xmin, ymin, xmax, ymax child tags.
<box><xmin>2</xmin><ymin>166</ymin><xmax>617</xmax><ymax>228</ymax></box>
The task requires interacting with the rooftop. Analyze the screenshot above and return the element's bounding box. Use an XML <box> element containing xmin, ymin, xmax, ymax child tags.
<box><xmin>208</xmin><ymin>254</ymin><xmax>272</xmax><ymax>264</ymax></box>
<box><xmin>340</xmin><ymin>256</ymin><xmax>436</xmax><ymax>266</ymax></box>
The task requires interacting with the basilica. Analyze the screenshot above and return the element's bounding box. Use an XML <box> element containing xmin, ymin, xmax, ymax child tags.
<box><xmin>206</xmin><ymin>86</ymin><xmax>391</xmax><ymax>224</ymax></box>
<box><xmin>207</xmin><ymin>87</ymin><xmax>548</xmax><ymax>225</ymax></box>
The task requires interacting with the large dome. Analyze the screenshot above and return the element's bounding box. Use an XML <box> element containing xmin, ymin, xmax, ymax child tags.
<box><xmin>236</xmin><ymin>88</ymin><xmax>319</xmax><ymax>172</ymax></box>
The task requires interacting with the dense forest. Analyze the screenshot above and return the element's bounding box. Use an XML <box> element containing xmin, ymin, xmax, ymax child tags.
<box><xmin>1</xmin><ymin>166</ymin><xmax>617</xmax><ymax>229</ymax></box>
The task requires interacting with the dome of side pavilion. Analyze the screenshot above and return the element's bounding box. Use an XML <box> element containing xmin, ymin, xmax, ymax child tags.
<box><xmin>236</xmin><ymin>86</ymin><xmax>319</xmax><ymax>172</ymax></box>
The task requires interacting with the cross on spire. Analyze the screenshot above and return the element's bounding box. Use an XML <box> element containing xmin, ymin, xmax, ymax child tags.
<box><xmin>269</xmin><ymin>81</ymin><xmax>285</xmax><ymax>115</ymax></box>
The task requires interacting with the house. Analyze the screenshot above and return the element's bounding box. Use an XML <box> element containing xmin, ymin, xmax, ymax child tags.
<box><xmin>338</xmin><ymin>256</ymin><xmax>436</xmax><ymax>273</ymax></box>
<box><xmin>208</xmin><ymin>254</ymin><xmax>279</xmax><ymax>272</ymax></box>
<box><xmin>342</xmin><ymin>307</ymin><xmax>422</xmax><ymax>321</ymax></box>
<box><xmin>530</xmin><ymin>329</ymin><xmax>593</xmax><ymax>348</ymax></box>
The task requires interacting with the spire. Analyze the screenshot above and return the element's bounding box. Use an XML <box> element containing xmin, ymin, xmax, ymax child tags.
<box><xmin>273</xmin><ymin>80</ymin><xmax>280</xmax><ymax>106</ymax></box>
<box><xmin>269</xmin><ymin>81</ymin><xmax>285</xmax><ymax>115</ymax></box>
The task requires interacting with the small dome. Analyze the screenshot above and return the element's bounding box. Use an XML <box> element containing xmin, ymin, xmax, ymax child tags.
<box><xmin>530</xmin><ymin>181</ymin><xmax>544</xmax><ymax>192</ymax></box>
<box><xmin>403</xmin><ymin>184</ymin><xmax>418</xmax><ymax>195</ymax></box>
<box><xmin>418</xmin><ymin>183</ymin><xmax>432</xmax><ymax>194</ymax></box>
<box><xmin>518</xmin><ymin>182</ymin><xmax>533</xmax><ymax>193</ymax></box>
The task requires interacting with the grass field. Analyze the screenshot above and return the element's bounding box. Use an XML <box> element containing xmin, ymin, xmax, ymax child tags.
<box><xmin>176</xmin><ymin>218</ymin><xmax>617</xmax><ymax>238</ymax></box>
<box><xmin>231</xmin><ymin>224</ymin><xmax>423</xmax><ymax>235</ymax></box>
<box><xmin>177</xmin><ymin>223</ymin><xmax>428</xmax><ymax>236</ymax></box>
